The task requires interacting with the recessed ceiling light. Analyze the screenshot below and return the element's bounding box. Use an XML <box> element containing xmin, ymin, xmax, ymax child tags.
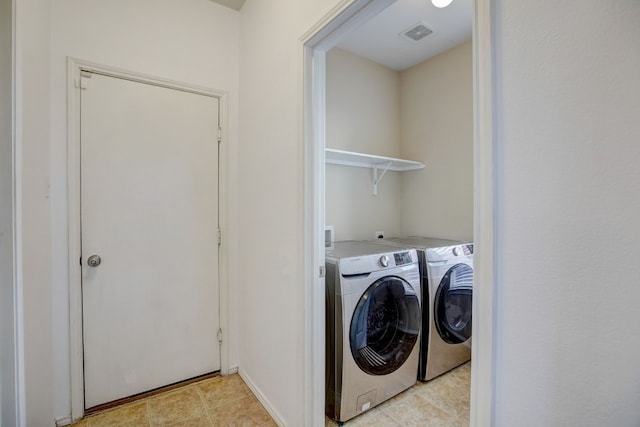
<box><xmin>432</xmin><ymin>0</ymin><xmax>453</xmax><ymax>8</ymax></box>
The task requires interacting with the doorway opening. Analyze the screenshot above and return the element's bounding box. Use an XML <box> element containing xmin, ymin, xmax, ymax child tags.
<box><xmin>301</xmin><ymin>0</ymin><xmax>497</xmax><ymax>425</ymax></box>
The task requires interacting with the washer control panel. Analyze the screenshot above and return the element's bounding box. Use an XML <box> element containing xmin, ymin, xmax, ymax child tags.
<box><xmin>393</xmin><ymin>251</ymin><xmax>414</xmax><ymax>266</ymax></box>
<box><xmin>335</xmin><ymin>247</ymin><xmax>418</xmax><ymax>275</ymax></box>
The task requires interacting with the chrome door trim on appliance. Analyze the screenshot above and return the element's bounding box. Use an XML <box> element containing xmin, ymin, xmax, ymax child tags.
<box><xmin>434</xmin><ymin>263</ymin><xmax>473</xmax><ymax>344</ymax></box>
<box><xmin>349</xmin><ymin>275</ymin><xmax>421</xmax><ymax>376</ymax></box>
<box><xmin>424</xmin><ymin>245</ymin><xmax>474</xmax><ymax>381</ymax></box>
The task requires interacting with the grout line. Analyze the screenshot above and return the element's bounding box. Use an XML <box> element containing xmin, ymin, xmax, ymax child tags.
<box><xmin>195</xmin><ymin>384</ymin><xmax>216</xmax><ymax>426</ymax></box>
<box><xmin>378</xmin><ymin>400</ymin><xmax>406</xmax><ymax>426</ymax></box>
<box><xmin>145</xmin><ymin>400</ymin><xmax>152</xmax><ymax>427</ymax></box>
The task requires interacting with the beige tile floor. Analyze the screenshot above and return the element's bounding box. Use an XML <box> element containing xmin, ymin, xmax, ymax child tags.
<box><xmin>70</xmin><ymin>374</ymin><xmax>277</xmax><ymax>427</ymax></box>
<box><xmin>326</xmin><ymin>362</ymin><xmax>470</xmax><ymax>427</ymax></box>
<box><xmin>70</xmin><ymin>362</ymin><xmax>469</xmax><ymax>427</ymax></box>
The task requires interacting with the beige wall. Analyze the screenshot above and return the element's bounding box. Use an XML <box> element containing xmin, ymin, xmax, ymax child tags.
<box><xmin>325</xmin><ymin>165</ymin><xmax>403</xmax><ymax>241</ymax></box>
<box><xmin>237</xmin><ymin>0</ymin><xmax>340</xmax><ymax>424</ymax></box>
<box><xmin>15</xmin><ymin>0</ymin><xmax>53</xmax><ymax>424</ymax></box>
<box><xmin>326</xmin><ymin>48</ymin><xmax>400</xmax><ymax>157</ymax></box>
<box><xmin>0</xmin><ymin>0</ymin><xmax>14</xmax><ymax>424</ymax></box>
<box><xmin>399</xmin><ymin>41</ymin><xmax>473</xmax><ymax>241</ymax></box>
<box><xmin>493</xmin><ymin>2</ymin><xmax>640</xmax><ymax>425</ymax></box>
<box><xmin>325</xmin><ymin>48</ymin><xmax>402</xmax><ymax>241</ymax></box>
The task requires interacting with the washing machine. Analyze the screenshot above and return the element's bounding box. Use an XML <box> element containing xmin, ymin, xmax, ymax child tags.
<box><xmin>370</xmin><ymin>237</ymin><xmax>473</xmax><ymax>381</ymax></box>
<box><xmin>325</xmin><ymin>241</ymin><xmax>422</xmax><ymax>423</ymax></box>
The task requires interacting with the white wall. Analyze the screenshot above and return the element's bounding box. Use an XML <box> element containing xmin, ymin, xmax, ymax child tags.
<box><xmin>237</xmin><ymin>0</ymin><xmax>341</xmax><ymax>424</ymax></box>
<box><xmin>399</xmin><ymin>41</ymin><xmax>473</xmax><ymax>241</ymax></box>
<box><xmin>14</xmin><ymin>0</ymin><xmax>54</xmax><ymax>425</ymax></box>
<box><xmin>0</xmin><ymin>0</ymin><xmax>14</xmax><ymax>424</ymax></box>
<box><xmin>49</xmin><ymin>0</ymin><xmax>240</xmax><ymax>420</ymax></box>
<box><xmin>325</xmin><ymin>48</ymin><xmax>402</xmax><ymax>241</ymax></box>
<box><xmin>493</xmin><ymin>2</ymin><xmax>640</xmax><ymax>425</ymax></box>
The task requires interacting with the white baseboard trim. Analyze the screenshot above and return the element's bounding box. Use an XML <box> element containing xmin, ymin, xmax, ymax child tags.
<box><xmin>55</xmin><ymin>415</ymin><xmax>73</xmax><ymax>427</ymax></box>
<box><xmin>226</xmin><ymin>365</ymin><xmax>239</xmax><ymax>375</ymax></box>
<box><xmin>238</xmin><ymin>368</ymin><xmax>286</xmax><ymax>427</ymax></box>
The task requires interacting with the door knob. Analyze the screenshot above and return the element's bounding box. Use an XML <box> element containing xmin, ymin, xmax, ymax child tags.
<box><xmin>87</xmin><ymin>255</ymin><xmax>102</xmax><ymax>267</ymax></box>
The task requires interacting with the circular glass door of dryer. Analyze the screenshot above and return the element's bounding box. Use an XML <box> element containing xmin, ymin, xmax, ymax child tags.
<box><xmin>434</xmin><ymin>264</ymin><xmax>473</xmax><ymax>344</ymax></box>
<box><xmin>349</xmin><ymin>276</ymin><xmax>421</xmax><ymax>376</ymax></box>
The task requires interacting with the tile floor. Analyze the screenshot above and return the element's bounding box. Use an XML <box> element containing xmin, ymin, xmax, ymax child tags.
<box><xmin>70</xmin><ymin>362</ymin><xmax>469</xmax><ymax>427</ymax></box>
<box><xmin>70</xmin><ymin>374</ymin><xmax>277</xmax><ymax>427</ymax></box>
<box><xmin>326</xmin><ymin>362</ymin><xmax>470</xmax><ymax>427</ymax></box>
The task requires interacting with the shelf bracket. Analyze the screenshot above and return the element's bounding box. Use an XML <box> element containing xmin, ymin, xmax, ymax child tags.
<box><xmin>373</xmin><ymin>161</ymin><xmax>393</xmax><ymax>196</ymax></box>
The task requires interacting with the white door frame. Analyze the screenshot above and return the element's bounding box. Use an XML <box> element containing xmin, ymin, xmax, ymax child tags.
<box><xmin>300</xmin><ymin>1</ymin><xmax>498</xmax><ymax>425</ymax></box>
<box><xmin>66</xmin><ymin>58</ymin><xmax>231</xmax><ymax>421</ymax></box>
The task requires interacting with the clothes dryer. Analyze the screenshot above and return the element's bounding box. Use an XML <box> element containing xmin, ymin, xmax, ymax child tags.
<box><xmin>325</xmin><ymin>241</ymin><xmax>421</xmax><ymax>423</ymax></box>
<box><xmin>370</xmin><ymin>237</ymin><xmax>473</xmax><ymax>381</ymax></box>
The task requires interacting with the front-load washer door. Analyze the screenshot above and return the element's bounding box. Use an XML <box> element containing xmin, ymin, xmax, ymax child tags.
<box><xmin>349</xmin><ymin>276</ymin><xmax>421</xmax><ymax>375</ymax></box>
<box><xmin>434</xmin><ymin>264</ymin><xmax>473</xmax><ymax>344</ymax></box>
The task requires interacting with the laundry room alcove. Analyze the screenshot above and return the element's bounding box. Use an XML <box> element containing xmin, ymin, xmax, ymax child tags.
<box><xmin>321</xmin><ymin>8</ymin><xmax>474</xmax><ymax>424</ymax></box>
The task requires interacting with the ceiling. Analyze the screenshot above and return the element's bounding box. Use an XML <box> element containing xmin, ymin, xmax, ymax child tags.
<box><xmin>210</xmin><ymin>0</ymin><xmax>246</xmax><ymax>11</ymax></box>
<box><xmin>208</xmin><ymin>0</ymin><xmax>471</xmax><ymax>70</ymax></box>
<box><xmin>336</xmin><ymin>0</ymin><xmax>472</xmax><ymax>70</ymax></box>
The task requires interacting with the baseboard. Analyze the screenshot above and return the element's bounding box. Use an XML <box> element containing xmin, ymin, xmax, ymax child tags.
<box><xmin>227</xmin><ymin>365</ymin><xmax>239</xmax><ymax>375</ymax></box>
<box><xmin>55</xmin><ymin>415</ymin><xmax>73</xmax><ymax>427</ymax></box>
<box><xmin>238</xmin><ymin>368</ymin><xmax>286</xmax><ymax>427</ymax></box>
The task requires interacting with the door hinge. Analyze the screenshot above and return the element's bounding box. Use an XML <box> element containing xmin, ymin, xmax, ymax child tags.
<box><xmin>217</xmin><ymin>127</ymin><xmax>222</xmax><ymax>143</ymax></box>
<box><xmin>217</xmin><ymin>328</ymin><xmax>223</xmax><ymax>343</ymax></box>
<box><xmin>319</xmin><ymin>265</ymin><xmax>326</xmax><ymax>278</ymax></box>
<box><xmin>217</xmin><ymin>227</ymin><xmax>221</xmax><ymax>246</ymax></box>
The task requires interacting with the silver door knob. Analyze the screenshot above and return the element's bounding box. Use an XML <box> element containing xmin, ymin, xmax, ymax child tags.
<box><xmin>87</xmin><ymin>255</ymin><xmax>102</xmax><ymax>267</ymax></box>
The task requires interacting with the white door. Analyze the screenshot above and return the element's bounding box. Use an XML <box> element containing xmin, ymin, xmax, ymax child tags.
<box><xmin>80</xmin><ymin>72</ymin><xmax>220</xmax><ymax>409</ymax></box>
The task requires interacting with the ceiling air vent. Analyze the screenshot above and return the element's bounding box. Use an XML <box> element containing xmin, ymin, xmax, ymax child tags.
<box><xmin>400</xmin><ymin>22</ymin><xmax>433</xmax><ymax>42</ymax></box>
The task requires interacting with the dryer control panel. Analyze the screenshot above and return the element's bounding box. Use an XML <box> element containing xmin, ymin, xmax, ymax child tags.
<box><xmin>426</xmin><ymin>244</ymin><xmax>474</xmax><ymax>262</ymax></box>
